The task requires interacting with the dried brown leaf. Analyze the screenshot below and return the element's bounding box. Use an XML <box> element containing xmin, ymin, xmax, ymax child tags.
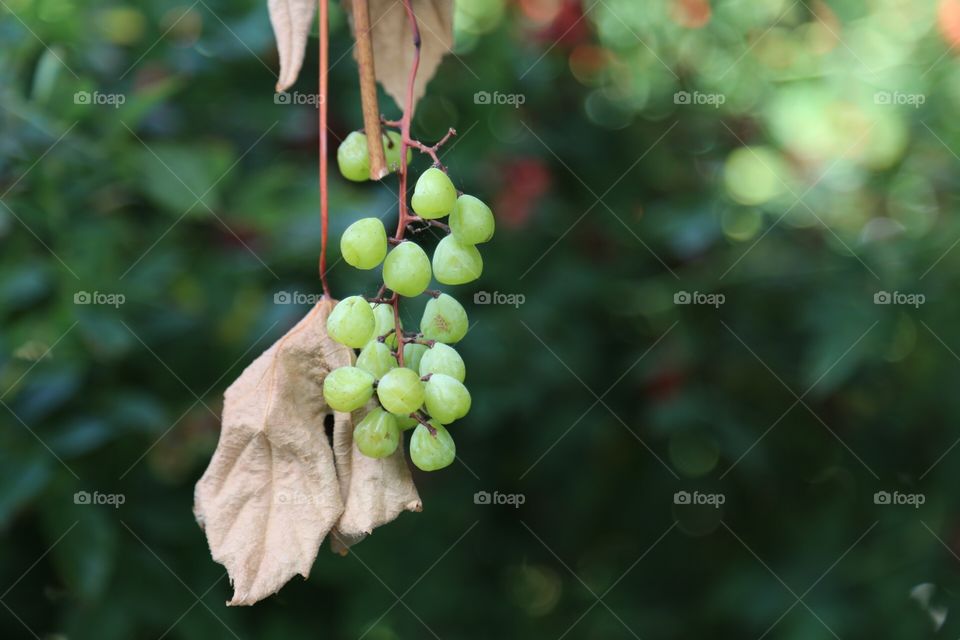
<box><xmin>346</xmin><ymin>0</ymin><xmax>454</xmax><ymax>112</ymax></box>
<box><xmin>194</xmin><ymin>298</ymin><xmax>353</xmax><ymax>606</ymax></box>
<box><xmin>269</xmin><ymin>0</ymin><xmax>317</xmax><ymax>92</ymax></box>
<box><xmin>330</xmin><ymin>403</ymin><xmax>422</xmax><ymax>553</ymax></box>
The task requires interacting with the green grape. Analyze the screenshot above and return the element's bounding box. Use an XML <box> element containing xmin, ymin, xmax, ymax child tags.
<box><xmin>424</xmin><ymin>374</ymin><xmax>471</xmax><ymax>424</ymax></box>
<box><xmin>370</xmin><ymin>302</ymin><xmax>400</xmax><ymax>348</ymax></box>
<box><xmin>341</xmin><ymin>218</ymin><xmax>387</xmax><ymax>270</ymax></box>
<box><xmin>323</xmin><ymin>366</ymin><xmax>375</xmax><ymax>412</ymax></box>
<box><xmin>449</xmin><ymin>194</ymin><xmax>495</xmax><ymax>245</ymax></box>
<box><xmin>396</xmin><ymin>413</ymin><xmax>419</xmax><ymax>430</ymax></box>
<box><xmin>383</xmin><ymin>241</ymin><xmax>432</xmax><ymax>297</ymax></box>
<box><xmin>327</xmin><ymin>296</ymin><xmax>375</xmax><ymax>348</ymax></box>
<box><xmin>355</xmin><ymin>341</ymin><xmax>398</xmax><ymax>380</ymax></box>
<box><xmin>337</xmin><ymin>131</ymin><xmax>370</xmax><ymax>182</ymax></box>
<box><xmin>411</xmin><ymin>167</ymin><xmax>457</xmax><ymax>219</ymax></box>
<box><xmin>420</xmin><ymin>293</ymin><xmax>468</xmax><ymax>344</ymax></box>
<box><xmin>432</xmin><ymin>235</ymin><xmax>483</xmax><ymax>285</ymax></box>
<box><xmin>376</xmin><ymin>367</ymin><xmax>425</xmax><ymax>415</ymax></box>
<box><xmin>383</xmin><ymin>131</ymin><xmax>412</xmax><ymax>171</ymax></box>
<box><xmin>354</xmin><ymin>408</ymin><xmax>400</xmax><ymax>458</ymax></box>
<box><xmin>402</xmin><ymin>342</ymin><xmax>428</xmax><ymax>372</ymax></box>
<box><xmin>410</xmin><ymin>421</ymin><xmax>456</xmax><ymax>471</ymax></box>
<box><xmin>419</xmin><ymin>343</ymin><xmax>465</xmax><ymax>382</ymax></box>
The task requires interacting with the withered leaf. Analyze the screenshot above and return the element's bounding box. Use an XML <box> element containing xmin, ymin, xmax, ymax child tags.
<box><xmin>269</xmin><ymin>0</ymin><xmax>317</xmax><ymax>92</ymax></box>
<box><xmin>194</xmin><ymin>298</ymin><xmax>353</xmax><ymax>606</ymax></box>
<box><xmin>330</xmin><ymin>403</ymin><xmax>422</xmax><ymax>553</ymax></box>
<box><xmin>346</xmin><ymin>0</ymin><xmax>454</xmax><ymax>112</ymax></box>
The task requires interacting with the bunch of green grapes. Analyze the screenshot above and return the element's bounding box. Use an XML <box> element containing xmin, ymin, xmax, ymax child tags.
<box><xmin>324</xmin><ymin>135</ymin><xmax>494</xmax><ymax>472</ymax></box>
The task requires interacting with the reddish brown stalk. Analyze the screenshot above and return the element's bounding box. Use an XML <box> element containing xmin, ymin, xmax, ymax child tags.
<box><xmin>386</xmin><ymin>0</ymin><xmax>424</xmax><ymax>367</ymax></box>
<box><xmin>381</xmin><ymin>119</ymin><xmax>455</xmax><ymax>170</ymax></box>
<box><xmin>351</xmin><ymin>0</ymin><xmax>388</xmax><ymax>179</ymax></box>
<box><xmin>379</xmin><ymin>1</ymin><xmax>456</xmax><ymax>367</ymax></box>
<box><xmin>411</xmin><ymin>411</ymin><xmax>437</xmax><ymax>435</ymax></box>
<box><xmin>318</xmin><ymin>0</ymin><xmax>331</xmax><ymax>298</ymax></box>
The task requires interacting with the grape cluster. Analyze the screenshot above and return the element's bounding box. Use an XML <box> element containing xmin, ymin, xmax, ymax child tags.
<box><xmin>323</xmin><ymin>135</ymin><xmax>495</xmax><ymax>472</ymax></box>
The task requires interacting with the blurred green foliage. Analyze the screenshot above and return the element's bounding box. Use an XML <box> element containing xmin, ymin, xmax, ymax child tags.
<box><xmin>3</xmin><ymin>0</ymin><xmax>960</xmax><ymax>637</ymax></box>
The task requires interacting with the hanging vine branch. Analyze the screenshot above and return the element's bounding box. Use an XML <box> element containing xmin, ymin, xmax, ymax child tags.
<box><xmin>318</xmin><ymin>0</ymin><xmax>331</xmax><ymax>296</ymax></box>
<box><xmin>351</xmin><ymin>0</ymin><xmax>389</xmax><ymax>180</ymax></box>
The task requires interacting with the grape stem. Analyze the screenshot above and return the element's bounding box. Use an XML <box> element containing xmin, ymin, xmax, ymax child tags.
<box><xmin>377</xmin><ymin>0</ymin><xmax>453</xmax><ymax>368</ymax></box>
<box><xmin>382</xmin><ymin>120</ymin><xmax>457</xmax><ymax>171</ymax></box>
<box><xmin>411</xmin><ymin>411</ymin><xmax>437</xmax><ymax>435</ymax></box>
<box><xmin>318</xmin><ymin>0</ymin><xmax>331</xmax><ymax>298</ymax></box>
<box><xmin>406</xmin><ymin>217</ymin><xmax>450</xmax><ymax>233</ymax></box>
<box><xmin>385</xmin><ymin>0</ymin><xmax>423</xmax><ymax>368</ymax></box>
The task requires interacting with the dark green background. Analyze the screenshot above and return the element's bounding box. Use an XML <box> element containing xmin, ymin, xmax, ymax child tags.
<box><xmin>2</xmin><ymin>0</ymin><xmax>960</xmax><ymax>637</ymax></box>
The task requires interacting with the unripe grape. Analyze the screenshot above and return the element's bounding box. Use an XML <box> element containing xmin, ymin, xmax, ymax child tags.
<box><xmin>449</xmin><ymin>195</ymin><xmax>495</xmax><ymax>245</ymax></box>
<box><xmin>420</xmin><ymin>293</ymin><xmax>468</xmax><ymax>344</ymax></box>
<box><xmin>410</xmin><ymin>421</ymin><xmax>456</xmax><ymax>471</ymax></box>
<box><xmin>356</xmin><ymin>341</ymin><xmax>398</xmax><ymax>380</ymax></box>
<box><xmin>396</xmin><ymin>413</ymin><xmax>419</xmax><ymax>431</ymax></box>
<box><xmin>370</xmin><ymin>302</ymin><xmax>400</xmax><ymax>348</ymax></box>
<box><xmin>383</xmin><ymin>241</ymin><xmax>432</xmax><ymax>297</ymax></box>
<box><xmin>323</xmin><ymin>366</ymin><xmax>375</xmax><ymax>412</ymax></box>
<box><xmin>327</xmin><ymin>296</ymin><xmax>375</xmax><ymax>348</ymax></box>
<box><xmin>353</xmin><ymin>408</ymin><xmax>400</xmax><ymax>458</ymax></box>
<box><xmin>424</xmin><ymin>374</ymin><xmax>471</xmax><ymax>424</ymax></box>
<box><xmin>432</xmin><ymin>235</ymin><xmax>483</xmax><ymax>285</ymax></box>
<box><xmin>376</xmin><ymin>367</ymin><xmax>425</xmax><ymax>415</ymax></box>
<box><xmin>383</xmin><ymin>131</ymin><xmax>412</xmax><ymax>171</ymax></box>
<box><xmin>411</xmin><ymin>168</ymin><xmax>457</xmax><ymax>219</ymax></box>
<box><xmin>403</xmin><ymin>342</ymin><xmax>428</xmax><ymax>372</ymax></box>
<box><xmin>341</xmin><ymin>218</ymin><xmax>387</xmax><ymax>270</ymax></box>
<box><xmin>419</xmin><ymin>343</ymin><xmax>465</xmax><ymax>382</ymax></box>
<box><xmin>337</xmin><ymin>131</ymin><xmax>370</xmax><ymax>182</ymax></box>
